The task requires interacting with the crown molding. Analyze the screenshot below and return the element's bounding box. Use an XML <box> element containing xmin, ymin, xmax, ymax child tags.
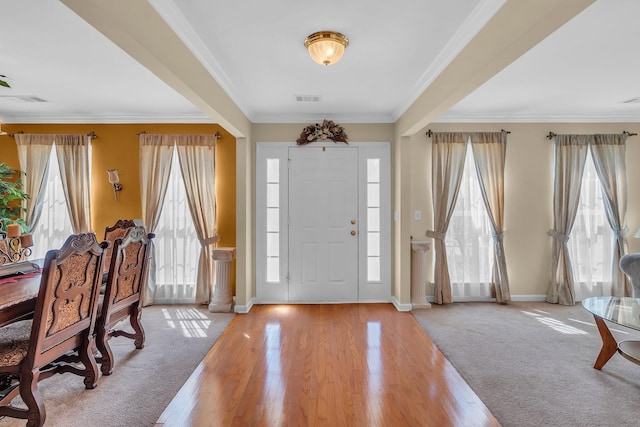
<box><xmin>434</xmin><ymin>112</ymin><xmax>640</xmax><ymax>123</ymax></box>
<box><xmin>2</xmin><ymin>113</ymin><xmax>214</xmax><ymax>124</ymax></box>
<box><xmin>392</xmin><ymin>0</ymin><xmax>506</xmax><ymax>121</ymax></box>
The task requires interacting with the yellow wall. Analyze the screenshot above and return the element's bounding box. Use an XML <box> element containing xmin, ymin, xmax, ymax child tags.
<box><xmin>0</xmin><ymin>122</ymin><xmax>237</xmax><ymax>292</ymax></box>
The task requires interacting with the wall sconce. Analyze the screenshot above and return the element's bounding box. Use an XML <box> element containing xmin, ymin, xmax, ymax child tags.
<box><xmin>107</xmin><ymin>169</ymin><xmax>123</xmax><ymax>200</ymax></box>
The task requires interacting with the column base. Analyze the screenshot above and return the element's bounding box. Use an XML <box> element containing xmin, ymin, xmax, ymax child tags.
<box><xmin>411</xmin><ymin>301</ymin><xmax>432</xmax><ymax>310</ymax></box>
<box><xmin>208</xmin><ymin>301</ymin><xmax>234</xmax><ymax>313</ymax></box>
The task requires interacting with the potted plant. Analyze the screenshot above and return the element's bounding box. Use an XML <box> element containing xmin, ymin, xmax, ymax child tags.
<box><xmin>0</xmin><ymin>162</ymin><xmax>29</xmax><ymax>234</ymax></box>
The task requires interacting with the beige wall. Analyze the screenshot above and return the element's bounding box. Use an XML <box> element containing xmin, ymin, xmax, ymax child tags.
<box><xmin>410</xmin><ymin>122</ymin><xmax>640</xmax><ymax>298</ymax></box>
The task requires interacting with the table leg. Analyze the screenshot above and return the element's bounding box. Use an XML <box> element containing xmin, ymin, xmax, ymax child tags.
<box><xmin>592</xmin><ymin>315</ymin><xmax>619</xmax><ymax>370</ymax></box>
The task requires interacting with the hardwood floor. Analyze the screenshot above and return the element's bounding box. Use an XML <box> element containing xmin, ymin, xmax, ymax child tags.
<box><xmin>155</xmin><ymin>304</ymin><xmax>499</xmax><ymax>427</ymax></box>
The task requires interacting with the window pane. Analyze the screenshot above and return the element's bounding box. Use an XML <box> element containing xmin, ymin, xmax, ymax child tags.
<box><xmin>367</xmin><ymin>232</ymin><xmax>380</xmax><ymax>257</ymax></box>
<box><xmin>267</xmin><ymin>159</ymin><xmax>279</xmax><ymax>182</ymax></box>
<box><xmin>367</xmin><ymin>207</ymin><xmax>380</xmax><ymax>232</ymax></box>
<box><xmin>367</xmin><ymin>257</ymin><xmax>381</xmax><ymax>282</ymax></box>
<box><xmin>266</xmin><ymin>232</ymin><xmax>279</xmax><ymax>257</ymax></box>
<box><xmin>31</xmin><ymin>145</ymin><xmax>74</xmax><ymax>261</ymax></box>
<box><xmin>266</xmin><ymin>257</ymin><xmax>280</xmax><ymax>282</ymax></box>
<box><xmin>266</xmin><ymin>208</ymin><xmax>279</xmax><ymax>232</ymax></box>
<box><xmin>154</xmin><ymin>148</ymin><xmax>200</xmax><ymax>303</ymax></box>
<box><xmin>367</xmin><ymin>183</ymin><xmax>380</xmax><ymax>207</ymax></box>
<box><xmin>367</xmin><ymin>159</ymin><xmax>380</xmax><ymax>182</ymax></box>
<box><xmin>267</xmin><ymin>183</ymin><xmax>279</xmax><ymax>207</ymax></box>
<box><xmin>445</xmin><ymin>146</ymin><xmax>493</xmax><ymax>295</ymax></box>
<box><xmin>568</xmin><ymin>151</ymin><xmax>614</xmax><ymax>301</ymax></box>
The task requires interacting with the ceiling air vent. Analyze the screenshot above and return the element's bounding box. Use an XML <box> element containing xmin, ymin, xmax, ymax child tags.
<box><xmin>295</xmin><ymin>95</ymin><xmax>321</xmax><ymax>103</ymax></box>
<box><xmin>620</xmin><ymin>97</ymin><xmax>640</xmax><ymax>104</ymax></box>
<box><xmin>0</xmin><ymin>95</ymin><xmax>48</xmax><ymax>103</ymax></box>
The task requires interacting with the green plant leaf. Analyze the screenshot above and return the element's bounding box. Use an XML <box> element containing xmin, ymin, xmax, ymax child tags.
<box><xmin>0</xmin><ymin>79</ymin><xmax>10</xmax><ymax>88</ymax></box>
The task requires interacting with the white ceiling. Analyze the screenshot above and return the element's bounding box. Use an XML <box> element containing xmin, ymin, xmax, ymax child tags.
<box><xmin>0</xmin><ymin>0</ymin><xmax>638</xmax><ymax>125</ymax></box>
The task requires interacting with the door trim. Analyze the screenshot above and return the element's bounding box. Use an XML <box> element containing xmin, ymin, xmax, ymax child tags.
<box><xmin>256</xmin><ymin>141</ymin><xmax>391</xmax><ymax>303</ymax></box>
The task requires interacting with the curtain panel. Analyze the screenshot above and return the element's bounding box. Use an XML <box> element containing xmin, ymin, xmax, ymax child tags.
<box><xmin>139</xmin><ymin>134</ymin><xmax>175</xmax><ymax>306</ymax></box>
<box><xmin>470</xmin><ymin>131</ymin><xmax>511</xmax><ymax>303</ymax></box>
<box><xmin>427</xmin><ymin>132</ymin><xmax>469</xmax><ymax>304</ymax></box>
<box><xmin>55</xmin><ymin>134</ymin><xmax>92</xmax><ymax>233</ymax></box>
<box><xmin>547</xmin><ymin>135</ymin><xmax>590</xmax><ymax>305</ymax></box>
<box><xmin>175</xmin><ymin>135</ymin><xmax>219</xmax><ymax>305</ymax></box>
<box><xmin>590</xmin><ymin>133</ymin><xmax>630</xmax><ymax>296</ymax></box>
<box><xmin>14</xmin><ymin>134</ymin><xmax>55</xmax><ymax>233</ymax></box>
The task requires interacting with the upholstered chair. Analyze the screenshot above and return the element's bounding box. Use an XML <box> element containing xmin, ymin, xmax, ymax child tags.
<box><xmin>96</xmin><ymin>226</ymin><xmax>153</xmax><ymax>376</ymax></box>
<box><xmin>0</xmin><ymin>233</ymin><xmax>108</xmax><ymax>427</ymax></box>
<box><xmin>619</xmin><ymin>253</ymin><xmax>640</xmax><ymax>297</ymax></box>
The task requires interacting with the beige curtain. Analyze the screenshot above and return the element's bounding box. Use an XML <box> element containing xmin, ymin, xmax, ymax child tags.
<box><xmin>591</xmin><ymin>133</ymin><xmax>630</xmax><ymax>296</ymax></box>
<box><xmin>426</xmin><ymin>132</ymin><xmax>469</xmax><ymax>304</ymax></box>
<box><xmin>55</xmin><ymin>134</ymin><xmax>92</xmax><ymax>233</ymax></box>
<box><xmin>175</xmin><ymin>135</ymin><xmax>220</xmax><ymax>305</ymax></box>
<box><xmin>470</xmin><ymin>132</ymin><xmax>511</xmax><ymax>303</ymax></box>
<box><xmin>547</xmin><ymin>134</ymin><xmax>590</xmax><ymax>305</ymax></box>
<box><xmin>14</xmin><ymin>134</ymin><xmax>54</xmax><ymax>232</ymax></box>
<box><xmin>139</xmin><ymin>134</ymin><xmax>175</xmax><ymax>306</ymax></box>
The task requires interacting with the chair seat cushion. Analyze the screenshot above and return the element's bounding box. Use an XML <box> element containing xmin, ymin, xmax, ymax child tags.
<box><xmin>0</xmin><ymin>320</ymin><xmax>32</xmax><ymax>367</ymax></box>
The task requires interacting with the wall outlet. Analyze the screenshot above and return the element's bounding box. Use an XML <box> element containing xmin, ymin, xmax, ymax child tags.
<box><xmin>414</xmin><ymin>210</ymin><xmax>421</xmax><ymax>221</ymax></box>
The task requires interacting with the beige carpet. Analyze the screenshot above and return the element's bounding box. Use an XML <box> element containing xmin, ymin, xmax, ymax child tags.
<box><xmin>0</xmin><ymin>305</ymin><xmax>235</xmax><ymax>427</ymax></box>
<box><xmin>412</xmin><ymin>301</ymin><xmax>640</xmax><ymax>427</ymax></box>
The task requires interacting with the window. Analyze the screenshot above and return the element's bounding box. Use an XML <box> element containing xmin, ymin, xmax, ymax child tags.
<box><xmin>153</xmin><ymin>147</ymin><xmax>200</xmax><ymax>303</ymax></box>
<box><xmin>568</xmin><ymin>149</ymin><xmax>614</xmax><ymax>301</ymax></box>
<box><xmin>31</xmin><ymin>145</ymin><xmax>74</xmax><ymax>261</ymax></box>
<box><xmin>445</xmin><ymin>145</ymin><xmax>493</xmax><ymax>299</ymax></box>
<box><xmin>266</xmin><ymin>159</ymin><xmax>280</xmax><ymax>282</ymax></box>
<box><xmin>366</xmin><ymin>159</ymin><xmax>381</xmax><ymax>282</ymax></box>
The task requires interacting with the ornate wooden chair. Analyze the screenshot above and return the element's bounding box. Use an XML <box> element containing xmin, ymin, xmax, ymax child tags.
<box><xmin>102</xmin><ymin>219</ymin><xmax>137</xmax><ymax>280</ymax></box>
<box><xmin>96</xmin><ymin>225</ymin><xmax>153</xmax><ymax>376</ymax></box>
<box><xmin>0</xmin><ymin>233</ymin><xmax>108</xmax><ymax>427</ymax></box>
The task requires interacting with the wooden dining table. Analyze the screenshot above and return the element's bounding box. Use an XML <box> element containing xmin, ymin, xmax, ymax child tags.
<box><xmin>0</xmin><ymin>273</ymin><xmax>41</xmax><ymax>327</ymax></box>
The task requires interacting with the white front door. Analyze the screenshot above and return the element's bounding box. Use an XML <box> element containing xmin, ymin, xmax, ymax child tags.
<box><xmin>288</xmin><ymin>146</ymin><xmax>359</xmax><ymax>301</ymax></box>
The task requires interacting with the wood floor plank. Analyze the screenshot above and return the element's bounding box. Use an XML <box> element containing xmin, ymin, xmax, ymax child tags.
<box><xmin>156</xmin><ymin>304</ymin><xmax>500</xmax><ymax>427</ymax></box>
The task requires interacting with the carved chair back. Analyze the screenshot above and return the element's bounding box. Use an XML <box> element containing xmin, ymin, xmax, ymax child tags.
<box><xmin>96</xmin><ymin>226</ymin><xmax>153</xmax><ymax>375</ymax></box>
<box><xmin>102</xmin><ymin>219</ymin><xmax>137</xmax><ymax>275</ymax></box>
<box><xmin>0</xmin><ymin>233</ymin><xmax>108</xmax><ymax>426</ymax></box>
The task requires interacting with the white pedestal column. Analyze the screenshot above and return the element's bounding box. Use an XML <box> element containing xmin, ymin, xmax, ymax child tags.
<box><xmin>208</xmin><ymin>247</ymin><xmax>236</xmax><ymax>313</ymax></box>
<box><xmin>411</xmin><ymin>240</ymin><xmax>432</xmax><ymax>310</ymax></box>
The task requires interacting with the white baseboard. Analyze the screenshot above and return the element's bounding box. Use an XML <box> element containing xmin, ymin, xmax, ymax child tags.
<box><xmin>233</xmin><ymin>297</ymin><xmax>255</xmax><ymax>313</ymax></box>
<box><xmin>392</xmin><ymin>296</ymin><xmax>412</xmax><ymax>312</ymax></box>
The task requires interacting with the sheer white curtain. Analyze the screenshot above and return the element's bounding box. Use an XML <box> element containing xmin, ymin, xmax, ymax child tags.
<box><xmin>568</xmin><ymin>151</ymin><xmax>614</xmax><ymax>301</ymax></box>
<box><xmin>29</xmin><ymin>144</ymin><xmax>74</xmax><ymax>260</ymax></box>
<box><xmin>445</xmin><ymin>144</ymin><xmax>493</xmax><ymax>300</ymax></box>
<box><xmin>591</xmin><ymin>134</ymin><xmax>629</xmax><ymax>296</ymax></box>
<box><xmin>139</xmin><ymin>134</ymin><xmax>177</xmax><ymax>306</ymax></box>
<box><xmin>153</xmin><ymin>146</ymin><xmax>200</xmax><ymax>304</ymax></box>
<box><xmin>470</xmin><ymin>131</ymin><xmax>511</xmax><ymax>303</ymax></box>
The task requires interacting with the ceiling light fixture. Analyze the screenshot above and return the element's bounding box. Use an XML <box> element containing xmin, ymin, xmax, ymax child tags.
<box><xmin>304</xmin><ymin>31</ymin><xmax>349</xmax><ymax>66</ymax></box>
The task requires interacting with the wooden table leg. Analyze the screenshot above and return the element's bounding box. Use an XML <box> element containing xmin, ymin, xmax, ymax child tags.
<box><xmin>592</xmin><ymin>315</ymin><xmax>618</xmax><ymax>370</ymax></box>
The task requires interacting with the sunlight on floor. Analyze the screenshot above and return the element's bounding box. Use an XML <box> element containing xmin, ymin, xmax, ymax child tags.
<box><xmin>521</xmin><ymin>310</ymin><xmax>589</xmax><ymax>335</ymax></box>
<box><xmin>160</xmin><ymin>308</ymin><xmax>212</xmax><ymax>337</ymax></box>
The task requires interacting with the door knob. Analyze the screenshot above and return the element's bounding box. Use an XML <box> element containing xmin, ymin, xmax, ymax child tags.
<box><xmin>351</xmin><ymin>230</ymin><xmax>356</xmax><ymax>236</ymax></box>
<box><xmin>350</xmin><ymin>219</ymin><xmax>356</xmax><ymax>225</ymax></box>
